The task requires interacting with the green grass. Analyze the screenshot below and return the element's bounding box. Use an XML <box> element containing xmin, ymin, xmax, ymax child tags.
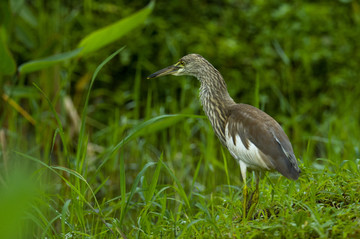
<box><xmin>1</xmin><ymin>48</ymin><xmax>359</xmax><ymax>238</ymax></box>
<box><xmin>1</xmin><ymin>0</ymin><xmax>360</xmax><ymax>238</ymax></box>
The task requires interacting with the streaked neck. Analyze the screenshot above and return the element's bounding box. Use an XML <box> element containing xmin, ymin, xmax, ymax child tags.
<box><xmin>198</xmin><ymin>72</ymin><xmax>235</xmax><ymax>145</ymax></box>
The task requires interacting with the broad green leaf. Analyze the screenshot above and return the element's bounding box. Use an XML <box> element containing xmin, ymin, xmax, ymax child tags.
<box><xmin>18</xmin><ymin>48</ymin><xmax>82</xmax><ymax>74</ymax></box>
<box><xmin>16</xmin><ymin>1</ymin><xmax>153</xmax><ymax>74</ymax></box>
<box><xmin>78</xmin><ymin>1</ymin><xmax>154</xmax><ymax>55</ymax></box>
<box><xmin>0</xmin><ymin>26</ymin><xmax>16</xmax><ymax>75</ymax></box>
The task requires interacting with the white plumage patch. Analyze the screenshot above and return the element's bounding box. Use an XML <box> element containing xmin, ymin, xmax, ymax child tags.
<box><xmin>225</xmin><ymin>123</ymin><xmax>271</xmax><ymax>171</ymax></box>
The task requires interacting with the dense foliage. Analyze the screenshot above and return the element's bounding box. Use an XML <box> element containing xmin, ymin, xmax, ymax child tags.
<box><xmin>1</xmin><ymin>0</ymin><xmax>359</xmax><ymax>238</ymax></box>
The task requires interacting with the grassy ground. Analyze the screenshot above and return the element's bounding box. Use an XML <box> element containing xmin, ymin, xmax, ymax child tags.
<box><xmin>1</xmin><ymin>1</ymin><xmax>360</xmax><ymax>238</ymax></box>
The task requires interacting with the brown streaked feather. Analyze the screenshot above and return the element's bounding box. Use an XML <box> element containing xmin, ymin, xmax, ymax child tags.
<box><xmin>226</xmin><ymin>103</ymin><xmax>300</xmax><ymax>180</ymax></box>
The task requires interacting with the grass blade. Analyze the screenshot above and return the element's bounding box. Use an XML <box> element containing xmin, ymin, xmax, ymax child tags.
<box><xmin>61</xmin><ymin>199</ymin><xmax>71</xmax><ymax>235</ymax></box>
<box><xmin>145</xmin><ymin>154</ymin><xmax>163</xmax><ymax>204</ymax></box>
<box><xmin>160</xmin><ymin>160</ymin><xmax>191</xmax><ymax>210</ymax></box>
<box><xmin>15</xmin><ymin>151</ymin><xmax>101</xmax><ymax>216</ymax></box>
<box><xmin>2</xmin><ymin>93</ymin><xmax>36</xmax><ymax>125</ymax></box>
<box><xmin>189</xmin><ymin>157</ymin><xmax>202</xmax><ymax>199</ymax></box>
<box><xmin>119</xmin><ymin>151</ymin><xmax>126</xmax><ymax>223</ymax></box>
<box><xmin>33</xmin><ymin>83</ymin><xmax>69</xmax><ymax>162</ymax></box>
<box><xmin>76</xmin><ymin>46</ymin><xmax>125</xmax><ymax>171</ymax></box>
<box><xmin>119</xmin><ymin>162</ymin><xmax>157</xmax><ymax>225</ymax></box>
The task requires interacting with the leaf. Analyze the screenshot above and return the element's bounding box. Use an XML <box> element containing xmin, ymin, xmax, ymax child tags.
<box><xmin>78</xmin><ymin>1</ymin><xmax>154</xmax><ymax>55</ymax></box>
<box><xmin>18</xmin><ymin>48</ymin><xmax>82</xmax><ymax>74</ymax></box>
<box><xmin>16</xmin><ymin>1</ymin><xmax>154</xmax><ymax>74</ymax></box>
<box><xmin>0</xmin><ymin>26</ymin><xmax>16</xmax><ymax>75</ymax></box>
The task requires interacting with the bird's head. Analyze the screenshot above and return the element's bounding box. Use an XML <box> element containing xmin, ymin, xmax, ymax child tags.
<box><xmin>147</xmin><ymin>54</ymin><xmax>209</xmax><ymax>79</ymax></box>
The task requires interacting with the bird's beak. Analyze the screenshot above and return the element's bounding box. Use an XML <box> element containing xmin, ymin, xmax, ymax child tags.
<box><xmin>147</xmin><ymin>62</ymin><xmax>182</xmax><ymax>79</ymax></box>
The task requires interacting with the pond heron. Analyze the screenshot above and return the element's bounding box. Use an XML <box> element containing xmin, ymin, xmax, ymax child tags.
<box><xmin>147</xmin><ymin>54</ymin><xmax>301</xmax><ymax>219</ymax></box>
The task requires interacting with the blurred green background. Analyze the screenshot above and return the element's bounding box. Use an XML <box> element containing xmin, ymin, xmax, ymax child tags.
<box><xmin>1</xmin><ymin>0</ymin><xmax>360</xmax><ymax>238</ymax></box>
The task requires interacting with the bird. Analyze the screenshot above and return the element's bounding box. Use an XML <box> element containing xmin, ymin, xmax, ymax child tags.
<box><xmin>147</xmin><ymin>54</ymin><xmax>301</xmax><ymax>219</ymax></box>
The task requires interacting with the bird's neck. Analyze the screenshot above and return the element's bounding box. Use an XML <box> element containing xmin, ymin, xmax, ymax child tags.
<box><xmin>198</xmin><ymin>71</ymin><xmax>235</xmax><ymax>109</ymax></box>
<box><xmin>199</xmin><ymin>78</ymin><xmax>234</xmax><ymax>107</ymax></box>
<box><xmin>198</xmin><ymin>72</ymin><xmax>235</xmax><ymax>145</ymax></box>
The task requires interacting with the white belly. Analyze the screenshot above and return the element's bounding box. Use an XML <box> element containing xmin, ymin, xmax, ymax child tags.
<box><xmin>225</xmin><ymin>123</ymin><xmax>271</xmax><ymax>171</ymax></box>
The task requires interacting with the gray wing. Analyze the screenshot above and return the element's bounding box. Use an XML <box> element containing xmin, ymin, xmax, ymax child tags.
<box><xmin>226</xmin><ymin>104</ymin><xmax>301</xmax><ymax>180</ymax></box>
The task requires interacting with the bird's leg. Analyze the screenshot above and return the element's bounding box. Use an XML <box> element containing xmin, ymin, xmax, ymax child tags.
<box><xmin>239</xmin><ymin>161</ymin><xmax>248</xmax><ymax>220</ymax></box>
<box><xmin>246</xmin><ymin>171</ymin><xmax>260</xmax><ymax>220</ymax></box>
<box><xmin>242</xmin><ymin>184</ymin><xmax>248</xmax><ymax>220</ymax></box>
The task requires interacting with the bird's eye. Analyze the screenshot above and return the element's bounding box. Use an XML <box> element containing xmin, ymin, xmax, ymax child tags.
<box><xmin>179</xmin><ymin>60</ymin><xmax>185</xmax><ymax>66</ymax></box>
